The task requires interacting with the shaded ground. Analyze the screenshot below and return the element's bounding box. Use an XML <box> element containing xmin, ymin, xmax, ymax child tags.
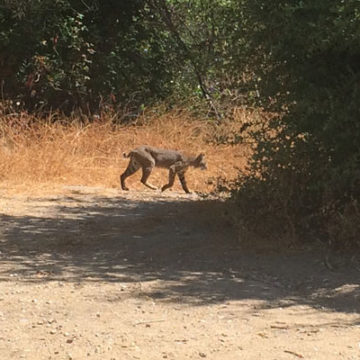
<box><xmin>0</xmin><ymin>186</ymin><xmax>359</xmax><ymax>359</ymax></box>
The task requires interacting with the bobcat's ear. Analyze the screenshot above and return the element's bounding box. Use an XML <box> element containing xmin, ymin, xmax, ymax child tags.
<box><xmin>196</xmin><ymin>152</ymin><xmax>207</xmax><ymax>170</ymax></box>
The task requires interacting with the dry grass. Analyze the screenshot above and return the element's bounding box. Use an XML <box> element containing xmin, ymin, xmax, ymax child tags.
<box><xmin>0</xmin><ymin>108</ymin><xmax>256</xmax><ymax>195</ymax></box>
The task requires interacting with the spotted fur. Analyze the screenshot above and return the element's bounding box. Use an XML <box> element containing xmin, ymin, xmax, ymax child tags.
<box><xmin>120</xmin><ymin>145</ymin><xmax>207</xmax><ymax>193</ymax></box>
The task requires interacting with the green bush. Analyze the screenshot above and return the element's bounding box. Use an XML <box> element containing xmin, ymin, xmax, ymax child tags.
<box><xmin>232</xmin><ymin>0</ymin><xmax>360</xmax><ymax>248</ymax></box>
<box><xmin>0</xmin><ymin>0</ymin><xmax>250</xmax><ymax>115</ymax></box>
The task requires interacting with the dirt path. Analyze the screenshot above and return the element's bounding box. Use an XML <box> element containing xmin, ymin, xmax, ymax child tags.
<box><xmin>0</xmin><ymin>186</ymin><xmax>359</xmax><ymax>359</ymax></box>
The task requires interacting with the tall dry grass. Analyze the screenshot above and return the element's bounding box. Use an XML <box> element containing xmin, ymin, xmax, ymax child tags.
<box><xmin>0</xmin><ymin>108</ymin><xmax>256</xmax><ymax>195</ymax></box>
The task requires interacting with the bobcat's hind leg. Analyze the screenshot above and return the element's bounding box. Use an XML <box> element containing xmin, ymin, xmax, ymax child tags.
<box><xmin>139</xmin><ymin>153</ymin><xmax>156</xmax><ymax>190</ymax></box>
<box><xmin>141</xmin><ymin>166</ymin><xmax>157</xmax><ymax>190</ymax></box>
<box><xmin>120</xmin><ymin>158</ymin><xmax>140</xmax><ymax>191</ymax></box>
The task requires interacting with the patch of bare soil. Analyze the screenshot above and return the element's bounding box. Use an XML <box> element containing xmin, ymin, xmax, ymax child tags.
<box><xmin>0</xmin><ymin>186</ymin><xmax>359</xmax><ymax>360</ymax></box>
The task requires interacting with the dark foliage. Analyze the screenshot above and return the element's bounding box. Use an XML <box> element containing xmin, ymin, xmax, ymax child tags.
<box><xmin>233</xmin><ymin>0</ymin><xmax>360</xmax><ymax>248</ymax></box>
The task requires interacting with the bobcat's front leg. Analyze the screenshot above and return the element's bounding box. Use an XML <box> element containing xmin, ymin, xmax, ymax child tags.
<box><xmin>161</xmin><ymin>167</ymin><xmax>176</xmax><ymax>192</ymax></box>
<box><xmin>178</xmin><ymin>171</ymin><xmax>191</xmax><ymax>194</ymax></box>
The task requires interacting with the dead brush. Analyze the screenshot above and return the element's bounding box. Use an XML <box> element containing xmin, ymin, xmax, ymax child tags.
<box><xmin>0</xmin><ymin>108</ymin><xmax>253</xmax><ymax>195</ymax></box>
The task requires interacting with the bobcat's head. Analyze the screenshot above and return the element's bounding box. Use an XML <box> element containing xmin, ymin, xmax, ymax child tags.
<box><xmin>195</xmin><ymin>153</ymin><xmax>207</xmax><ymax>170</ymax></box>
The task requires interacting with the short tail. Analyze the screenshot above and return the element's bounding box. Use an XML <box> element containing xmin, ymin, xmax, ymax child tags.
<box><xmin>123</xmin><ymin>152</ymin><xmax>130</xmax><ymax>158</ymax></box>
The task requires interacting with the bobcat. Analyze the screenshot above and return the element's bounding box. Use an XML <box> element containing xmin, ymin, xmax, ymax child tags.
<box><xmin>120</xmin><ymin>145</ymin><xmax>207</xmax><ymax>193</ymax></box>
